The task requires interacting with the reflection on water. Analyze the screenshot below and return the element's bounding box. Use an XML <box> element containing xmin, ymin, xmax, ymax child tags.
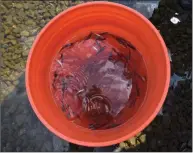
<box><xmin>50</xmin><ymin>32</ymin><xmax>148</xmax><ymax>129</ymax></box>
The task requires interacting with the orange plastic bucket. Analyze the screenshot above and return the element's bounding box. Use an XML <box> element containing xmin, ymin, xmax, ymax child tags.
<box><xmin>26</xmin><ymin>2</ymin><xmax>170</xmax><ymax>147</ymax></box>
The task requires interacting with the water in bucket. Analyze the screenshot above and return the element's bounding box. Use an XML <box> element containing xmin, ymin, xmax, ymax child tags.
<box><xmin>50</xmin><ymin>32</ymin><xmax>147</xmax><ymax>130</ymax></box>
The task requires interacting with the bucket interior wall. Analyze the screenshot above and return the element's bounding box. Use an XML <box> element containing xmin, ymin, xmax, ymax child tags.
<box><xmin>27</xmin><ymin>2</ymin><xmax>169</xmax><ymax>146</ymax></box>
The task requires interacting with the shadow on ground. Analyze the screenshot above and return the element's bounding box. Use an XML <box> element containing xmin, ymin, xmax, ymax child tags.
<box><xmin>1</xmin><ymin>71</ymin><xmax>192</xmax><ymax>152</ymax></box>
<box><xmin>1</xmin><ymin>73</ymin><xmax>70</xmax><ymax>151</ymax></box>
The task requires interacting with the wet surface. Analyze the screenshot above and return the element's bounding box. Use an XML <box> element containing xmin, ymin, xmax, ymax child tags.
<box><xmin>50</xmin><ymin>33</ymin><xmax>147</xmax><ymax>129</ymax></box>
<box><xmin>1</xmin><ymin>0</ymin><xmax>192</xmax><ymax>152</ymax></box>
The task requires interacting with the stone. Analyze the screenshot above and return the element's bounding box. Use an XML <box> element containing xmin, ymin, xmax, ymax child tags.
<box><xmin>23</xmin><ymin>3</ymin><xmax>29</xmax><ymax>9</ymax></box>
<box><xmin>16</xmin><ymin>54</ymin><xmax>21</xmax><ymax>59</ymax></box>
<box><xmin>5</xmin><ymin>28</ymin><xmax>11</xmax><ymax>35</ymax></box>
<box><xmin>6</xmin><ymin>35</ymin><xmax>15</xmax><ymax>40</ymax></box>
<box><xmin>53</xmin><ymin>135</ymin><xmax>63</xmax><ymax>151</ymax></box>
<box><xmin>18</xmin><ymin>128</ymin><xmax>26</xmax><ymax>136</ymax></box>
<box><xmin>136</xmin><ymin>139</ymin><xmax>141</xmax><ymax>145</ymax></box>
<box><xmin>181</xmin><ymin>148</ymin><xmax>188</xmax><ymax>152</ymax></box>
<box><xmin>15</xmin><ymin>34</ymin><xmax>21</xmax><ymax>38</ymax></box>
<box><xmin>15</xmin><ymin>114</ymin><xmax>27</xmax><ymax>126</ymax></box>
<box><xmin>27</xmin><ymin>10</ymin><xmax>35</xmax><ymax>18</ymax></box>
<box><xmin>13</xmin><ymin>63</ymin><xmax>21</xmax><ymax>70</ymax></box>
<box><xmin>25</xmin><ymin>36</ymin><xmax>35</xmax><ymax>45</ymax></box>
<box><xmin>139</xmin><ymin>134</ymin><xmax>146</xmax><ymax>143</ymax></box>
<box><xmin>1</xmin><ymin>49</ymin><xmax>6</xmax><ymax>54</ymax></box>
<box><xmin>0</xmin><ymin>4</ymin><xmax>7</xmax><ymax>14</ymax></box>
<box><xmin>180</xmin><ymin>142</ymin><xmax>187</xmax><ymax>150</ymax></box>
<box><xmin>20</xmin><ymin>31</ymin><xmax>30</xmax><ymax>37</ymax></box>
<box><xmin>10</xmin><ymin>40</ymin><xmax>17</xmax><ymax>45</ymax></box>
<box><xmin>40</xmin><ymin>19</ymin><xmax>46</xmax><ymax>25</ymax></box>
<box><xmin>2</xmin><ymin>43</ymin><xmax>9</xmax><ymax>49</ymax></box>
<box><xmin>16</xmin><ymin>147</ymin><xmax>21</xmax><ymax>152</ymax></box>
<box><xmin>37</xmin><ymin>8</ymin><xmax>45</xmax><ymax>14</ymax></box>
<box><xmin>15</xmin><ymin>49</ymin><xmax>22</xmax><ymax>54</ymax></box>
<box><xmin>20</xmin><ymin>36</ymin><xmax>27</xmax><ymax>42</ymax></box>
<box><xmin>49</xmin><ymin>9</ymin><xmax>56</xmax><ymax>17</ymax></box>
<box><xmin>22</xmin><ymin>49</ymin><xmax>29</xmax><ymax>57</ymax></box>
<box><xmin>8</xmin><ymin>85</ymin><xmax>15</xmax><ymax>93</ymax></box>
<box><xmin>56</xmin><ymin>6</ymin><xmax>62</xmax><ymax>13</ymax></box>
<box><xmin>6</xmin><ymin>15</ymin><xmax>13</xmax><ymax>23</ymax></box>
<box><xmin>45</xmin><ymin>18</ymin><xmax>51</xmax><ymax>23</ymax></box>
<box><xmin>13</xmin><ymin>17</ymin><xmax>21</xmax><ymax>24</ymax></box>
<box><xmin>12</xmin><ymin>54</ymin><xmax>17</xmax><ymax>60</ymax></box>
<box><xmin>25</xmin><ymin>19</ymin><xmax>36</xmax><ymax>26</ymax></box>
<box><xmin>13</xmin><ymin>27</ymin><xmax>21</xmax><ymax>34</ymax></box>
<box><xmin>129</xmin><ymin>137</ymin><xmax>137</xmax><ymax>146</ymax></box>
<box><xmin>30</xmin><ymin>28</ymin><xmax>40</xmax><ymax>36</ymax></box>
<box><xmin>4</xmin><ymin>142</ymin><xmax>13</xmax><ymax>151</ymax></box>
<box><xmin>43</xmin><ymin>12</ymin><xmax>51</xmax><ymax>18</ymax></box>
<box><xmin>14</xmin><ymin>72</ymin><xmax>22</xmax><ymax>78</ymax></box>
<box><xmin>15</xmin><ymin>3</ymin><xmax>23</xmax><ymax>9</ymax></box>
<box><xmin>13</xmin><ymin>80</ymin><xmax>19</xmax><ymax>86</ymax></box>
<box><xmin>0</xmin><ymin>32</ymin><xmax>5</xmax><ymax>40</ymax></box>
<box><xmin>63</xmin><ymin>141</ymin><xmax>70</xmax><ymax>152</ymax></box>
<box><xmin>2</xmin><ymin>2</ymin><xmax>13</xmax><ymax>9</ymax></box>
<box><xmin>135</xmin><ymin>132</ymin><xmax>142</xmax><ymax>137</ymax></box>
<box><xmin>188</xmin><ymin>139</ymin><xmax>192</xmax><ymax>147</ymax></box>
<box><xmin>6</xmin><ymin>102</ymin><xmax>18</xmax><ymax>115</ymax></box>
<box><xmin>17</xmin><ymin>10</ymin><xmax>25</xmax><ymax>19</ymax></box>
<box><xmin>9</xmin><ymin>73</ymin><xmax>17</xmax><ymax>81</ymax></box>
<box><xmin>119</xmin><ymin>142</ymin><xmax>127</xmax><ymax>149</ymax></box>
<box><xmin>26</xmin><ymin>146</ymin><xmax>34</xmax><ymax>152</ymax></box>
<box><xmin>41</xmin><ymin>141</ymin><xmax>53</xmax><ymax>151</ymax></box>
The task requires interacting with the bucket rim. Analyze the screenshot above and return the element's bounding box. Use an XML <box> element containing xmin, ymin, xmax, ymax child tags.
<box><xmin>26</xmin><ymin>1</ymin><xmax>170</xmax><ymax>147</ymax></box>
